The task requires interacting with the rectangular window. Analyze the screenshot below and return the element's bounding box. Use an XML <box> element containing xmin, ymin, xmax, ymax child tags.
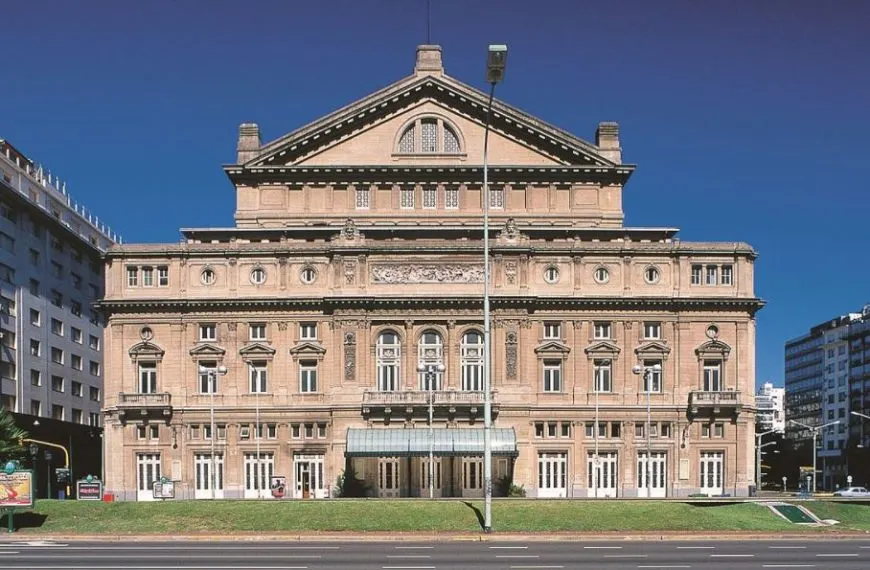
<box><xmin>300</xmin><ymin>323</ymin><xmax>317</xmax><ymax>340</ymax></box>
<box><xmin>593</xmin><ymin>322</ymin><xmax>611</xmax><ymax>340</ymax></box>
<box><xmin>300</xmin><ymin>361</ymin><xmax>318</xmax><ymax>393</ymax></box>
<box><xmin>199</xmin><ymin>362</ymin><xmax>218</xmax><ymax>394</ymax></box>
<box><xmin>72</xmin><ymin>381</ymin><xmax>83</xmax><ymax>397</ymax></box>
<box><xmin>138</xmin><ymin>362</ymin><xmax>157</xmax><ymax>393</ymax></box>
<box><xmin>51</xmin><ymin>261</ymin><xmax>63</xmax><ymax>278</ymax></box>
<box><xmin>489</xmin><ymin>187</ymin><xmax>504</xmax><ymax>209</ymax></box>
<box><xmin>535</xmin><ymin>422</ymin><xmax>545</xmax><ymax>438</ymax></box>
<box><xmin>52</xmin><ymin>404</ymin><xmax>64</xmax><ymax>420</ymax></box>
<box><xmin>720</xmin><ymin>264</ymin><xmax>733</xmax><ymax>286</ymax></box>
<box><xmin>127</xmin><ymin>266</ymin><xmax>138</xmax><ymax>287</ymax></box>
<box><xmin>691</xmin><ymin>265</ymin><xmax>702</xmax><ymax>285</ymax></box>
<box><xmin>71</xmin><ymin>327</ymin><xmax>82</xmax><ymax>344</ymax></box>
<box><xmin>51</xmin><ymin>375</ymin><xmax>64</xmax><ymax>393</ymax></box>
<box><xmin>142</xmin><ymin>266</ymin><xmax>154</xmax><ymax>287</ymax></box>
<box><xmin>71</xmin><ymin>273</ymin><xmax>82</xmax><ymax>290</ymax></box>
<box><xmin>317</xmin><ymin>424</ymin><xmax>327</xmax><ymax>438</ymax></box>
<box><xmin>445</xmin><ymin>187</ymin><xmax>459</xmax><ymax>209</ymax></box>
<box><xmin>643</xmin><ymin>322</ymin><xmax>661</xmax><ymax>340</ymax></box>
<box><xmin>30</xmin><ymin>309</ymin><xmax>40</xmax><ymax>326</ymax></box>
<box><xmin>661</xmin><ymin>423</ymin><xmax>672</xmax><ymax>438</ymax></box>
<box><xmin>89</xmin><ymin>387</ymin><xmax>100</xmax><ymax>402</ymax></box>
<box><xmin>543</xmin><ymin>322</ymin><xmax>561</xmax><ymax>340</ymax></box>
<box><xmin>89</xmin><ymin>412</ymin><xmax>100</xmax><ymax>427</ymax></box>
<box><xmin>249</xmin><ymin>323</ymin><xmax>267</xmax><ymax>341</ymax></box>
<box><xmin>593</xmin><ymin>359</ymin><xmax>612</xmax><ymax>392</ymax></box>
<box><xmin>72</xmin><ymin>408</ymin><xmax>83</xmax><ymax>424</ymax></box>
<box><xmin>89</xmin><ymin>361</ymin><xmax>100</xmax><ymax>376</ymax></box>
<box><xmin>31</xmin><ymin>400</ymin><xmax>41</xmax><ymax>416</ymax></box>
<box><xmin>422</xmin><ymin>186</ymin><xmax>436</xmax><ymax>209</ymax></box>
<box><xmin>30</xmin><ymin>339</ymin><xmax>41</xmax><ymax>357</ymax></box>
<box><xmin>157</xmin><ymin>266</ymin><xmax>169</xmax><ymax>287</ymax></box>
<box><xmin>304</xmin><ymin>423</ymin><xmax>314</xmax><ymax>438</ymax></box>
<box><xmin>400</xmin><ymin>186</ymin><xmax>415</xmax><ymax>209</ymax></box>
<box><xmin>355</xmin><ymin>187</ymin><xmax>370</xmax><ymax>209</ymax></box>
<box><xmin>70</xmin><ymin>300</ymin><xmax>81</xmax><ymax>317</ymax></box>
<box><xmin>561</xmin><ymin>423</ymin><xmax>571</xmax><ymax>437</ymax></box>
<box><xmin>29</xmin><ymin>279</ymin><xmax>39</xmax><ymax>296</ymax></box>
<box><xmin>30</xmin><ymin>370</ymin><xmax>41</xmax><ymax>386</ymax></box>
<box><xmin>51</xmin><ymin>347</ymin><xmax>64</xmax><ymax>364</ymax></box>
<box><xmin>199</xmin><ymin>324</ymin><xmax>217</xmax><ymax>342</ymax></box>
<box><xmin>0</xmin><ymin>263</ymin><xmax>13</xmax><ymax>283</ymax></box>
<box><xmin>705</xmin><ymin>265</ymin><xmax>718</xmax><ymax>286</ymax></box>
<box><xmin>714</xmin><ymin>423</ymin><xmax>724</xmax><ymax>438</ymax></box>
<box><xmin>50</xmin><ymin>289</ymin><xmax>62</xmax><ymax>307</ymax></box>
<box><xmin>703</xmin><ymin>360</ymin><xmax>722</xmax><ymax>391</ymax></box>
<box><xmin>291</xmin><ymin>424</ymin><xmax>301</xmax><ymax>439</ymax></box>
<box><xmin>268</xmin><ymin>424</ymin><xmax>278</xmax><ymax>439</ymax></box>
<box><xmin>542</xmin><ymin>360</ymin><xmax>562</xmax><ymax>392</ymax></box>
<box><xmin>71</xmin><ymin>354</ymin><xmax>82</xmax><ymax>370</ymax></box>
<box><xmin>29</xmin><ymin>248</ymin><xmax>40</xmax><ymax>265</ymax></box>
<box><xmin>642</xmin><ymin>360</ymin><xmax>663</xmax><ymax>392</ymax></box>
<box><xmin>249</xmin><ymin>362</ymin><xmax>268</xmax><ymax>393</ymax></box>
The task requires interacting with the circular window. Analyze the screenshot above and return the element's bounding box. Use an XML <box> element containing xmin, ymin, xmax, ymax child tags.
<box><xmin>250</xmin><ymin>267</ymin><xmax>266</xmax><ymax>285</ymax></box>
<box><xmin>644</xmin><ymin>266</ymin><xmax>660</xmax><ymax>284</ymax></box>
<box><xmin>200</xmin><ymin>268</ymin><xmax>216</xmax><ymax>286</ymax></box>
<box><xmin>544</xmin><ymin>265</ymin><xmax>560</xmax><ymax>284</ymax></box>
<box><xmin>706</xmin><ymin>324</ymin><xmax>720</xmax><ymax>339</ymax></box>
<box><xmin>593</xmin><ymin>266</ymin><xmax>610</xmax><ymax>284</ymax></box>
<box><xmin>139</xmin><ymin>326</ymin><xmax>154</xmax><ymax>341</ymax></box>
<box><xmin>300</xmin><ymin>266</ymin><xmax>317</xmax><ymax>284</ymax></box>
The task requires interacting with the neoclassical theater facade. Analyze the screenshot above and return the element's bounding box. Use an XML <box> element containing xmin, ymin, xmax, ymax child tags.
<box><xmin>100</xmin><ymin>46</ymin><xmax>762</xmax><ymax>500</ymax></box>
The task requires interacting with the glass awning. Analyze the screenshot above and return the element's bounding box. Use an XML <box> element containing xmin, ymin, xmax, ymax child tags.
<box><xmin>345</xmin><ymin>427</ymin><xmax>518</xmax><ymax>458</ymax></box>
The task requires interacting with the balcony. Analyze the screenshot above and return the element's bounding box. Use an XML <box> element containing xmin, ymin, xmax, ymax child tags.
<box><xmin>362</xmin><ymin>390</ymin><xmax>498</xmax><ymax>421</ymax></box>
<box><xmin>116</xmin><ymin>392</ymin><xmax>173</xmax><ymax>423</ymax></box>
<box><xmin>688</xmin><ymin>390</ymin><xmax>742</xmax><ymax>418</ymax></box>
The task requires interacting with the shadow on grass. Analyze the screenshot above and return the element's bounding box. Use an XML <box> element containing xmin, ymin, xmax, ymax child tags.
<box><xmin>462</xmin><ymin>501</ymin><xmax>485</xmax><ymax>530</ymax></box>
<box><xmin>5</xmin><ymin>511</ymin><xmax>48</xmax><ymax>531</ymax></box>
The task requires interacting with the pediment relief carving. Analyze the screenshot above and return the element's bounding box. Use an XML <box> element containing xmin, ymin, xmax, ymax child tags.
<box><xmin>534</xmin><ymin>341</ymin><xmax>571</xmax><ymax>360</ymax></box>
<box><xmin>584</xmin><ymin>341</ymin><xmax>621</xmax><ymax>359</ymax></box>
<box><xmin>239</xmin><ymin>342</ymin><xmax>277</xmax><ymax>361</ymax></box>
<box><xmin>634</xmin><ymin>341</ymin><xmax>672</xmax><ymax>359</ymax></box>
<box><xmin>128</xmin><ymin>341</ymin><xmax>165</xmax><ymax>362</ymax></box>
<box><xmin>695</xmin><ymin>339</ymin><xmax>732</xmax><ymax>360</ymax></box>
<box><xmin>289</xmin><ymin>341</ymin><xmax>327</xmax><ymax>361</ymax></box>
<box><xmin>189</xmin><ymin>343</ymin><xmax>227</xmax><ymax>359</ymax></box>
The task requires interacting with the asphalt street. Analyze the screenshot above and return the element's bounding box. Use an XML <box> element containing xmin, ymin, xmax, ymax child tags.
<box><xmin>0</xmin><ymin>539</ymin><xmax>868</xmax><ymax>569</ymax></box>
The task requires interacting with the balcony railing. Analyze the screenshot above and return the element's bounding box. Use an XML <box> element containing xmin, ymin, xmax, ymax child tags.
<box><xmin>361</xmin><ymin>390</ymin><xmax>497</xmax><ymax>419</ymax></box>
<box><xmin>118</xmin><ymin>392</ymin><xmax>172</xmax><ymax>407</ymax></box>
<box><xmin>689</xmin><ymin>390</ymin><xmax>742</xmax><ymax>416</ymax></box>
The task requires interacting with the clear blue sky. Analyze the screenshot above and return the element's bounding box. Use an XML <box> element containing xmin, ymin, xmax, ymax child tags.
<box><xmin>3</xmin><ymin>0</ymin><xmax>868</xmax><ymax>387</ymax></box>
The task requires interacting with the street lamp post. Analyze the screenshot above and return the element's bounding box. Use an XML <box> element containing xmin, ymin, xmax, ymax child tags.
<box><xmin>200</xmin><ymin>365</ymin><xmax>228</xmax><ymax>500</ymax></box>
<box><xmin>755</xmin><ymin>429</ymin><xmax>776</xmax><ymax>493</ymax></box>
<box><xmin>417</xmin><ymin>362</ymin><xmax>446</xmax><ymax>499</ymax></box>
<box><xmin>632</xmin><ymin>363</ymin><xmax>662</xmax><ymax>498</ymax></box>
<box><xmin>28</xmin><ymin>444</ymin><xmax>38</xmax><ymax>498</ymax></box>
<box><xmin>789</xmin><ymin>419</ymin><xmax>840</xmax><ymax>493</ymax></box>
<box><xmin>482</xmin><ymin>43</ymin><xmax>507</xmax><ymax>534</ymax></box>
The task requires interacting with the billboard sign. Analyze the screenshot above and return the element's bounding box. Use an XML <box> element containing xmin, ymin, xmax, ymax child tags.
<box><xmin>76</xmin><ymin>480</ymin><xmax>103</xmax><ymax>501</ymax></box>
<box><xmin>152</xmin><ymin>479</ymin><xmax>175</xmax><ymax>500</ymax></box>
<box><xmin>270</xmin><ymin>476</ymin><xmax>286</xmax><ymax>499</ymax></box>
<box><xmin>0</xmin><ymin>470</ymin><xmax>35</xmax><ymax>508</ymax></box>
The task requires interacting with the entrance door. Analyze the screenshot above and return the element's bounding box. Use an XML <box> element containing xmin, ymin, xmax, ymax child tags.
<box><xmin>136</xmin><ymin>453</ymin><xmax>161</xmax><ymax>502</ymax></box>
<box><xmin>700</xmin><ymin>451</ymin><xmax>724</xmax><ymax>496</ymax></box>
<box><xmin>244</xmin><ymin>452</ymin><xmax>274</xmax><ymax>499</ymax></box>
<box><xmin>293</xmin><ymin>454</ymin><xmax>325</xmax><ymax>499</ymax></box>
<box><xmin>194</xmin><ymin>453</ymin><xmax>224</xmax><ymax>499</ymax></box>
<box><xmin>637</xmin><ymin>452</ymin><xmax>666</xmax><ymax>498</ymax></box>
<box><xmin>587</xmin><ymin>452</ymin><xmax>618</xmax><ymax>498</ymax></box>
<box><xmin>462</xmin><ymin>458</ymin><xmax>483</xmax><ymax>498</ymax></box>
<box><xmin>538</xmin><ymin>452</ymin><xmax>568</xmax><ymax>498</ymax></box>
<box><xmin>419</xmin><ymin>458</ymin><xmax>442</xmax><ymax>498</ymax></box>
<box><xmin>378</xmin><ymin>458</ymin><xmax>401</xmax><ymax>498</ymax></box>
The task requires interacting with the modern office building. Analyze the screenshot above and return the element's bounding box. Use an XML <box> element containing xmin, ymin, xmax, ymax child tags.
<box><xmin>756</xmin><ymin>382</ymin><xmax>785</xmax><ymax>433</ymax></box>
<box><xmin>785</xmin><ymin>305</ymin><xmax>870</xmax><ymax>489</ymax></box>
<box><xmin>100</xmin><ymin>45</ymin><xmax>762</xmax><ymax>501</ymax></box>
<box><xmin>0</xmin><ymin>138</ymin><xmax>117</xmax><ymax>493</ymax></box>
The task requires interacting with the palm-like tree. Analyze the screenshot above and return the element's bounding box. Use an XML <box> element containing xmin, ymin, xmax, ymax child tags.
<box><xmin>0</xmin><ymin>407</ymin><xmax>27</xmax><ymax>461</ymax></box>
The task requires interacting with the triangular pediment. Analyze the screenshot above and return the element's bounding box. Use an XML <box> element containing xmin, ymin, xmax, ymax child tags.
<box><xmin>128</xmin><ymin>341</ymin><xmax>165</xmax><ymax>361</ymax></box>
<box><xmin>188</xmin><ymin>343</ymin><xmax>227</xmax><ymax>357</ymax></box>
<box><xmin>695</xmin><ymin>339</ymin><xmax>732</xmax><ymax>359</ymax></box>
<box><xmin>239</xmin><ymin>342</ymin><xmax>277</xmax><ymax>360</ymax></box>
<box><xmin>289</xmin><ymin>341</ymin><xmax>327</xmax><ymax>360</ymax></box>
<box><xmin>584</xmin><ymin>341</ymin><xmax>622</xmax><ymax>358</ymax></box>
<box><xmin>534</xmin><ymin>341</ymin><xmax>571</xmax><ymax>355</ymax></box>
<box><xmin>241</xmin><ymin>75</ymin><xmax>616</xmax><ymax>169</ymax></box>
<box><xmin>634</xmin><ymin>341</ymin><xmax>672</xmax><ymax>357</ymax></box>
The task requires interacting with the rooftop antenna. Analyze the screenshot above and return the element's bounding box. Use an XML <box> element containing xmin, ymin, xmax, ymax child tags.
<box><xmin>426</xmin><ymin>0</ymin><xmax>431</xmax><ymax>44</ymax></box>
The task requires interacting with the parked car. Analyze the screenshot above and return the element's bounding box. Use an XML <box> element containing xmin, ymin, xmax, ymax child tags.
<box><xmin>833</xmin><ymin>486</ymin><xmax>870</xmax><ymax>497</ymax></box>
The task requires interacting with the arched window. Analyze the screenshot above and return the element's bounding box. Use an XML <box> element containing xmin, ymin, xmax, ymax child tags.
<box><xmin>461</xmin><ymin>330</ymin><xmax>484</xmax><ymax>391</ymax></box>
<box><xmin>417</xmin><ymin>330</ymin><xmax>444</xmax><ymax>390</ymax></box>
<box><xmin>376</xmin><ymin>330</ymin><xmax>401</xmax><ymax>392</ymax></box>
<box><xmin>396</xmin><ymin>117</ymin><xmax>463</xmax><ymax>154</ymax></box>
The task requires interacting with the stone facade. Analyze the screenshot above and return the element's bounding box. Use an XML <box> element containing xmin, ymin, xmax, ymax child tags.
<box><xmin>100</xmin><ymin>45</ymin><xmax>761</xmax><ymax>501</ymax></box>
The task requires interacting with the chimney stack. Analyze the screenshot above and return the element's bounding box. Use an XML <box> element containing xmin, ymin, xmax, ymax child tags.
<box><xmin>237</xmin><ymin>123</ymin><xmax>262</xmax><ymax>164</ymax></box>
<box><xmin>414</xmin><ymin>45</ymin><xmax>444</xmax><ymax>76</ymax></box>
<box><xmin>595</xmin><ymin>122</ymin><xmax>621</xmax><ymax>163</ymax></box>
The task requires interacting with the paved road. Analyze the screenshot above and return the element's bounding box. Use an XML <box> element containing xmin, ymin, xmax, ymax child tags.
<box><xmin>0</xmin><ymin>539</ymin><xmax>868</xmax><ymax>569</ymax></box>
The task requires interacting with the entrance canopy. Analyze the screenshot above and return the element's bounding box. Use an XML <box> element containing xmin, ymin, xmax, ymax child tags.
<box><xmin>345</xmin><ymin>428</ymin><xmax>518</xmax><ymax>458</ymax></box>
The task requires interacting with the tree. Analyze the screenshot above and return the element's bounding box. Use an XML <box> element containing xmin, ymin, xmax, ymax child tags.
<box><xmin>0</xmin><ymin>407</ymin><xmax>27</xmax><ymax>462</ymax></box>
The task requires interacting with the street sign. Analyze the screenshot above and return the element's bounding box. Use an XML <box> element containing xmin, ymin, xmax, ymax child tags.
<box><xmin>0</xmin><ymin>471</ymin><xmax>34</xmax><ymax>509</ymax></box>
<box><xmin>55</xmin><ymin>468</ymin><xmax>70</xmax><ymax>484</ymax></box>
<box><xmin>76</xmin><ymin>479</ymin><xmax>103</xmax><ymax>501</ymax></box>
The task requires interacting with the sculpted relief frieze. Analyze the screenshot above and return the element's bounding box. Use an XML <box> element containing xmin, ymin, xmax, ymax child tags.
<box><xmin>370</xmin><ymin>264</ymin><xmax>484</xmax><ymax>284</ymax></box>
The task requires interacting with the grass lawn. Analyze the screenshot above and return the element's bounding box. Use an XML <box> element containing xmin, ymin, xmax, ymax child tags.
<box><xmin>7</xmin><ymin>499</ymin><xmax>863</xmax><ymax>535</ymax></box>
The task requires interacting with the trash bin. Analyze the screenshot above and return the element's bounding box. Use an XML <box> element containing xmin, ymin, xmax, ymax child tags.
<box><xmin>57</xmin><ymin>490</ymin><xmax>66</xmax><ymax>500</ymax></box>
<box><xmin>748</xmin><ymin>484</ymin><xmax>757</xmax><ymax>497</ymax></box>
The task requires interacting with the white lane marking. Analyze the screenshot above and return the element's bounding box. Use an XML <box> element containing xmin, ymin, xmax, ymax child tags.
<box><xmin>604</xmin><ymin>555</ymin><xmax>648</xmax><ymax>558</ymax></box>
<box><xmin>711</xmin><ymin>554</ymin><xmax>754</xmax><ymax>557</ymax></box>
<box><xmin>5</xmin><ymin>555</ymin><xmax>321</xmax><ymax>559</ymax></box>
<box><xmin>0</xmin><ymin>551</ymin><xmax>20</xmax><ymax>555</ymax></box>
<box><xmin>382</xmin><ymin>567</ymin><xmax>435</xmax><ymax>570</ymax></box>
<box><xmin>509</xmin><ymin>567</ymin><xmax>564</xmax><ymax>569</ymax></box>
<box><xmin>769</xmin><ymin>546</ymin><xmax>807</xmax><ymax>549</ymax></box>
<box><xmin>387</xmin><ymin>555</ymin><xmax>432</xmax><ymax>559</ymax></box>
<box><xmin>491</xmin><ymin>546</ymin><xmax>528</xmax><ymax>549</ymax></box>
<box><xmin>816</xmin><ymin>553</ymin><xmax>858</xmax><ymax>557</ymax></box>
<box><xmin>762</xmin><ymin>566</ymin><xmax>816</xmax><ymax>568</ymax></box>
<box><xmin>585</xmin><ymin>546</ymin><xmax>622</xmax><ymax>549</ymax></box>
<box><xmin>497</xmin><ymin>555</ymin><xmax>540</xmax><ymax>558</ymax></box>
<box><xmin>0</xmin><ymin>567</ymin><xmax>308</xmax><ymax>569</ymax></box>
<box><xmin>676</xmin><ymin>546</ymin><xmax>714</xmax><ymax>550</ymax></box>
<box><xmin>15</xmin><ymin>546</ymin><xmax>336</xmax><ymax>550</ymax></box>
<box><xmin>395</xmin><ymin>546</ymin><xmax>434</xmax><ymax>549</ymax></box>
<box><xmin>638</xmin><ymin>566</ymin><xmax>691</xmax><ymax>569</ymax></box>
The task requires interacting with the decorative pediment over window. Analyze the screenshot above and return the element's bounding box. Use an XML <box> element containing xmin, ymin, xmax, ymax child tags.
<box><xmin>189</xmin><ymin>343</ymin><xmax>227</xmax><ymax>360</ymax></box>
<box><xmin>534</xmin><ymin>341</ymin><xmax>571</xmax><ymax>360</ymax></box>
<box><xmin>289</xmin><ymin>341</ymin><xmax>327</xmax><ymax>362</ymax></box>
<box><xmin>239</xmin><ymin>342</ymin><xmax>277</xmax><ymax>362</ymax></box>
<box><xmin>695</xmin><ymin>339</ymin><xmax>731</xmax><ymax>360</ymax></box>
<box><xmin>634</xmin><ymin>341</ymin><xmax>672</xmax><ymax>360</ymax></box>
<box><xmin>584</xmin><ymin>341</ymin><xmax>621</xmax><ymax>360</ymax></box>
<box><xmin>128</xmin><ymin>341</ymin><xmax>165</xmax><ymax>362</ymax></box>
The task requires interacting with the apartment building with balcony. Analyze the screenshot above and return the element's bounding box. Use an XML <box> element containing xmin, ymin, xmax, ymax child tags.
<box><xmin>756</xmin><ymin>382</ymin><xmax>785</xmax><ymax>433</ymax></box>
<box><xmin>100</xmin><ymin>45</ymin><xmax>762</xmax><ymax>501</ymax></box>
